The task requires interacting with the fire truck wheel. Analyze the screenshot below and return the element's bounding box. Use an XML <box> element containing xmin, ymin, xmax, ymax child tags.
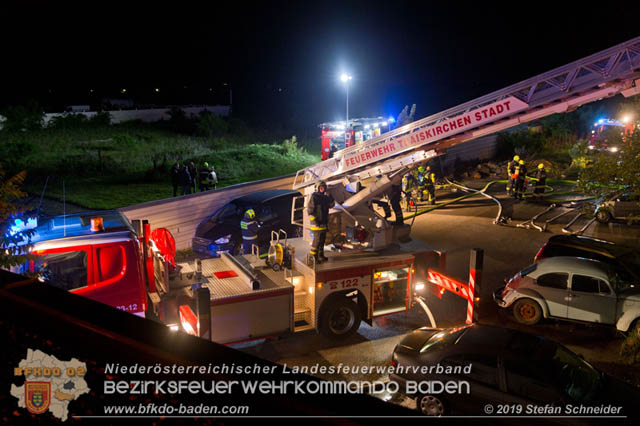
<box><xmin>319</xmin><ymin>298</ymin><xmax>361</xmax><ymax>339</ymax></box>
<box><xmin>512</xmin><ymin>298</ymin><xmax>542</xmax><ymax>325</ymax></box>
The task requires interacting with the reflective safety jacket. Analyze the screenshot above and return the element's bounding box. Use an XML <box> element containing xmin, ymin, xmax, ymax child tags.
<box><xmin>241</xmin><ymin>216</ymin><xmax>259</xmax><ymax>240</ymax></box>
<box><xmin>307</xmin><ymin>191</ymin><xmax>334</xmax><ymax>231</ymax></box>
<box><xmin>402</xmin><ymin>174</ymin><xmax>415</xmax><ymax>192</ymax></box>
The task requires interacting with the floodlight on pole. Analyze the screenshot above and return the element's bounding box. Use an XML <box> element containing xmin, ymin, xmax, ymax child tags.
<box><xmin>340</xmin><ymin>74</ymin><xmax>353</xmax><ymax>131</ymax></box>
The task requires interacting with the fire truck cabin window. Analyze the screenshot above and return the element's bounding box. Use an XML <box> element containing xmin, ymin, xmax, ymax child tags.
<box><xmin>35</xmin><ymin>251</ymin><xmax>88</xmax><ymax>291</ymax></box>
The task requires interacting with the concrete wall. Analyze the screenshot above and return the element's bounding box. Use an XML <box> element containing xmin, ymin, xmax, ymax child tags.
<box><xmin>43</xmin><ymin>105</ymin><xmax>231</xmax><ymax>125</ymax></box>
<box><xmin>437</xmin><ymin>134</ymin><xmax>499</xmax><ymax>171</ymax></box>
<box><xmin>0</xmin><ymin>106</ymin><xmax>231</xmax><ymax>129</ymax></box>
<box><xmin>119</xmin><ymin>174</ymin><xmax>296</xmax><ymax>250</ymax></box>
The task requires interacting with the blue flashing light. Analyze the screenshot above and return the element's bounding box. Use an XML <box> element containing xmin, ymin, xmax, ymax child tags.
<box><xmin>388</xmin><ymin>116</ymin><xmax>396</xmax><ymax>123</ymax></box>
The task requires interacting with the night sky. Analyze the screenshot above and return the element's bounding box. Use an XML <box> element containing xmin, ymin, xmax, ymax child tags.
<box><xmin>2</xmin><ymin>2</ymin><xmax>639</xmax><ymax>131</ymax></box>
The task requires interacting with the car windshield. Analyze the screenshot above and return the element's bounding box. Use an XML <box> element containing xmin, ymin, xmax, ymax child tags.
<box><xmin>211</xmin><ymin>202</ymin><xmax>245</xmax><ymax>223</ymax></box>
<box><xmin>549</xmin><ymin>346</ymin><xmax>601</xmax><ymax>403</ymax></box>
<box><xmin>420</xmin><ymin>325</ymin><xmax>470</xmax><ymax>353</ymax></box>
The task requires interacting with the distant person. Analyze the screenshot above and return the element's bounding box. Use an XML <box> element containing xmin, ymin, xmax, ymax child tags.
<box><xmin>329</xmin><ymin>143</ymin><xmax>338</xmax><ymax>159</ymax></box>
<box><xmin>199</xmin><ymin>162</ymin><xmax>218</xmax><ymax>191</ymax></box>
<box><xmin>507</xmin><ymin>155</ymin><xmax>520</xmax><ymax>196</ymax></box>
<box><xmin>188</xmin><ymin>161</ymin><xmax>197</xmax><ymax>194</ymax></box>
<box><xmin>514</xmin><ymin>160</ymin><xmax>527</xmax><ymax>199</ymax></box>
<box><xmin>179</xmin><ymin>164</ymin><xmax>192</xmax><ymax>196</ymax></box>
<box><xmin>534</xmin><ymin>163</ymin><xmax>547</xmax><ymax>197</ymax></box>
<box><xmin>171</xmin><ymin>161</ymin><xmax>181</xmax><ymax>197</ymax></box>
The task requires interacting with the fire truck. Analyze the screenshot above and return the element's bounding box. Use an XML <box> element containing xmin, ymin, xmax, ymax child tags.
<box><xmin>11</xmin><ymin>36</ymin><xmax>640</xmax><ymax>344</ymax></box>
<box><xmin>588</xmin><ymin>117</ymin><xmax>637</xmax><ymax>152</ymax></box>
<box><xmin>320</xmin><ymin>117</ymin><xmax>393</xmax><ymax>160</ymax></box>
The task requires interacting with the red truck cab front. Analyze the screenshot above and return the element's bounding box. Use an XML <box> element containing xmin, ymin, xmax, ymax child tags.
<box><xmin>22</xmin><ymin>211</ymin><xmax>147</xmax><ymax>317</ymax></box>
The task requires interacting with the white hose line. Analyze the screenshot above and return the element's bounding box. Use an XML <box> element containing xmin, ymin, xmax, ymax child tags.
<box><xmin>414</xmin><ymin>296</ymin><xmax>437</xmax><ymax>328</ymax></box>
<box><xmin>445</xmin><ymin>179</ymin><xmax>504</xmax><ymax>225</ymax></box>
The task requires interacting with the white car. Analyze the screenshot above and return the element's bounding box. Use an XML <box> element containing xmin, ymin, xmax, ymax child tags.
<box><xmin>494</xmin><ymin>257</ymin><xmax>640</xmax><ymax>337</ymax></box>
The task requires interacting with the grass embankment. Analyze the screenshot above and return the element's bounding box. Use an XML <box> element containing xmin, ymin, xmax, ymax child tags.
<box><xmin>2</xmin><ymin>122</ymin><xmax>319</xmax><ymax>210</ymax></box>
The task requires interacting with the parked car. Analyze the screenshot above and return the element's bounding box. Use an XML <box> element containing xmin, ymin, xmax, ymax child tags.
<box><xmin>192</xmin><ymin>189</ymin><xmax>301</xmax><ymax>257</ymax></box>
<box><xmin>534</xmin><ymin>234</ymin><xmax>640</xmax><ymax>283</ymax></box>
<box><xmin>493</xmin><ymin>257</ymin><xmax>640</xmax><ymax>336</ymax></box>
<box><xmin>594</xmin><ymin>191</ymin><xmax>640</xmax><ymax>223</ymax></box>
<box><xmin>390</xmin><ymin>324</ymin><xmax>640</xmax><ymax>417</ymax></box>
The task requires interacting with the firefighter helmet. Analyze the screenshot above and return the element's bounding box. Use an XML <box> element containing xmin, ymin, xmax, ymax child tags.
<box><xmin>245</xmin><ymin>209</ymin><xmax>256</xmax><ymax>219</ymax></box>
<box><xmin>316</xmin><ymin>180</ymin><xmax>327</xmax><ymax>191</ymax></box>
<box><xmin>519</xmin><ymin>160</ymin><xmax>525</xmax><ymax>165</ymax></box>
<box><xmin>538</xmin><ymin>163</ymin><xmax>544</xmax><ymax>169</ymax></box>
<box><xmin>204</xmin><ymin>162</ymin><xmax>209</xmax><ymax>167</ymax></box>
<box><xmin>418</xmin><ymin>166</ymin><xmax>425</xmax><ymax>173</ymax></box>
<box><xmin>514</xmin><ymin>155</ymin><xmax>520</xmax><ymax>162</ymax></box>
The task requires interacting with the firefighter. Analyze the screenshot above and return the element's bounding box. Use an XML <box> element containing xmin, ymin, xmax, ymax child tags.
<box><xmin>389</xmin><ymin>184</ymin><xmax>404</xmax><ymax>225</ymax></box>
<box><xmin>514</xmin><ymin>159</ymin><xmax>527</xmax><ymax>199</ymax></box>
<box><xmin>423</xmin><ymin>166</ymin><xmax>436</xmax><ymax>205</ymax></box>
<box><xmin>240</xmin><ymin>209</ymin><xmax>259</xmax><ymax>254</ymax></box>
<box><xmin>534</xmin><ymin>163</ymin><xmax>547</xmax><ymax>196</ymax></box>
<box><xmin>401</xmin><ymin>172</ymin><xmax>415</xmax><ymax>210</ymax></box>
<box><xmin>416</xmin><ymin>166</ymin><xmax>427</xmax><ymax>202</ymax></box>
<box><xmin>199</xmin><ymin>162</ymin><xmax>218</xmax><ymax>191</ymax></box>
<box><xmin>506</xmin><ymin>155</ymin><xmax>520</xmax><ymax>195</ymax></box>
<box><xmin>307</xmin><ymin>180</ymin><xmax>334</xmax><ymax>263</ymax></box>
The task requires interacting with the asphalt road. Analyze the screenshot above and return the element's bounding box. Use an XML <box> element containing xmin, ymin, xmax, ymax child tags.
<box><xmin>239</xmin><ymin>179</ymin><xmax>640</xmax><ymax>414</ymax></box>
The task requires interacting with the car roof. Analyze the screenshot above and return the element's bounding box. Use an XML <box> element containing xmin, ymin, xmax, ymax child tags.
<box><xmin>233</xmin><ymin>189</ymin><xmax>299</xmax><ymax>205</ymax></box>
<box><xmin>534</xmin><ymin>256</ymin><xmax>610</xmax><ymax>280</ymax></box>
<box><xmin>28</xmin><ymin>210</ymin><xmax>134</xmax><ymax>244</ymax></box>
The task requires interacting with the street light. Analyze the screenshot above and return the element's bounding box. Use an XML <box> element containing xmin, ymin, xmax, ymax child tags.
<box><xmin>340</xmin><ymin>73</ymin><xmax>353</xmax><ymax>127</ymax></box>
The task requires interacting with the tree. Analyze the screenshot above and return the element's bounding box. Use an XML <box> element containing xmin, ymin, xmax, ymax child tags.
<box><xmin>0</xmin><ymin>163</ymin><xmax>34</xmax><ymax>268</ymax></box>
<box><xmin>0</xmin><ymin>102</ymin><xmax>44</xmax><ymax>132</ymax></box>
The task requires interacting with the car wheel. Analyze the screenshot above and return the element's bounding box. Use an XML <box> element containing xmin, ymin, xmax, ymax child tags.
<box><xmin>595</xmin><ymin>209</ymin><xmax>611</xmax><ymax>224</ymax></box>
<box><xmin>513</xmin><ymin>299</ymin><xmax>542</xmax><ymax>325</ymax></box>
<box><xmin>319</xmin><ymin>298</ymin><xmax>361</xmax><ymax>339</ymax></box>
<box><xmin>417</xmin><ymin>394</ymin><xmax>446</xmax><ymax>416</ymax></box>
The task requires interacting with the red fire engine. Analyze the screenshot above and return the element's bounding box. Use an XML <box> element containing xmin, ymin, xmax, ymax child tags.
<box><xmin>320</xmin><ymin>117</ymin><xmax>393</xmax><ymax>160</ymax></box>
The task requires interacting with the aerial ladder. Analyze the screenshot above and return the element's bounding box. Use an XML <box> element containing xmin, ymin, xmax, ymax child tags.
<box><xmin>293</xmin><ymin>36</ymin><xmax>640</xmax><ymax>251</ymax></box>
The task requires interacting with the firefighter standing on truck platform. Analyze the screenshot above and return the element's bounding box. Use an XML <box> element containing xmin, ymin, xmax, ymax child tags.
<box><xmin>534</xmin><ymin>163</ymin><xmax>547</xmax><ymax>197</ymax></box>
<box><xmin>307</xmin><ymin>180</ymin><xmax>334</xmax><ymax>264</ymax></box>
<box><xmin>514</xmin><ymin>159</ymin><xmax>527</xmax><ymax>199</ymax></box>
<box><xmin>506</xmin><ymin>155</ymin><xmax>520</xmax><ymax>195</ymax></box>
<box><xmin>240</xmin><ymin>209</ymin><xmax>259</xmax><ymax>255</ymax></box>
<box><xmin>401</xmin><ymin>171</ymin><xmax>415</xmax><ymax>210</ymax></box>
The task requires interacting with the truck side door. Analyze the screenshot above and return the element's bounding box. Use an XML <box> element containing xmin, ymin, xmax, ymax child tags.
<box><xmin>567</xmin><ymin>274</ymin><xmax>616</xmax><ymax>324</ymax></box>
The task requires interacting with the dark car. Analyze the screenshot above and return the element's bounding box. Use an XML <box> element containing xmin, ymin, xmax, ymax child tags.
<box><xmin>192</xmin><ymin>189</ymin><xmax>301</xmax><ymax>257</ymax></box>
<box><xmin>390</xmin><ymin>324</ymin><xmax>640</xmax><ymax>418</ymax></box>
<box><xmin>594</xmin><ymin>191</ymin><xmax>640</xmax><ymax>224</ymax></box>
<box><xmin>534</xmin><ymin>234</ymin><xmax>640</xmax><ymax>283</ymax></box>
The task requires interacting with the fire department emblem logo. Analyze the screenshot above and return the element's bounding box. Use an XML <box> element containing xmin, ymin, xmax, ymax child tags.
<box><xmin>25</xmin><ymin>382</ymin><xmax>51</xmax><ymax>414</ymax></box>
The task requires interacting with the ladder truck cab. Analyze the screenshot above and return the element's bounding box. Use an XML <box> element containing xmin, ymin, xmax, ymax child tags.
<box><xmin>320</xmin><ymin>117</ymin><xmax>393</xmax><ymax>160</ymax></box>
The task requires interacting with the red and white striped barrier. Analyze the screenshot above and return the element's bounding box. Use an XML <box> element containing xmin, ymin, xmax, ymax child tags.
<box><xmin>427</xmin><ymin>249</ymin><xmax>483</xmax><ymax>325</ymax></box>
